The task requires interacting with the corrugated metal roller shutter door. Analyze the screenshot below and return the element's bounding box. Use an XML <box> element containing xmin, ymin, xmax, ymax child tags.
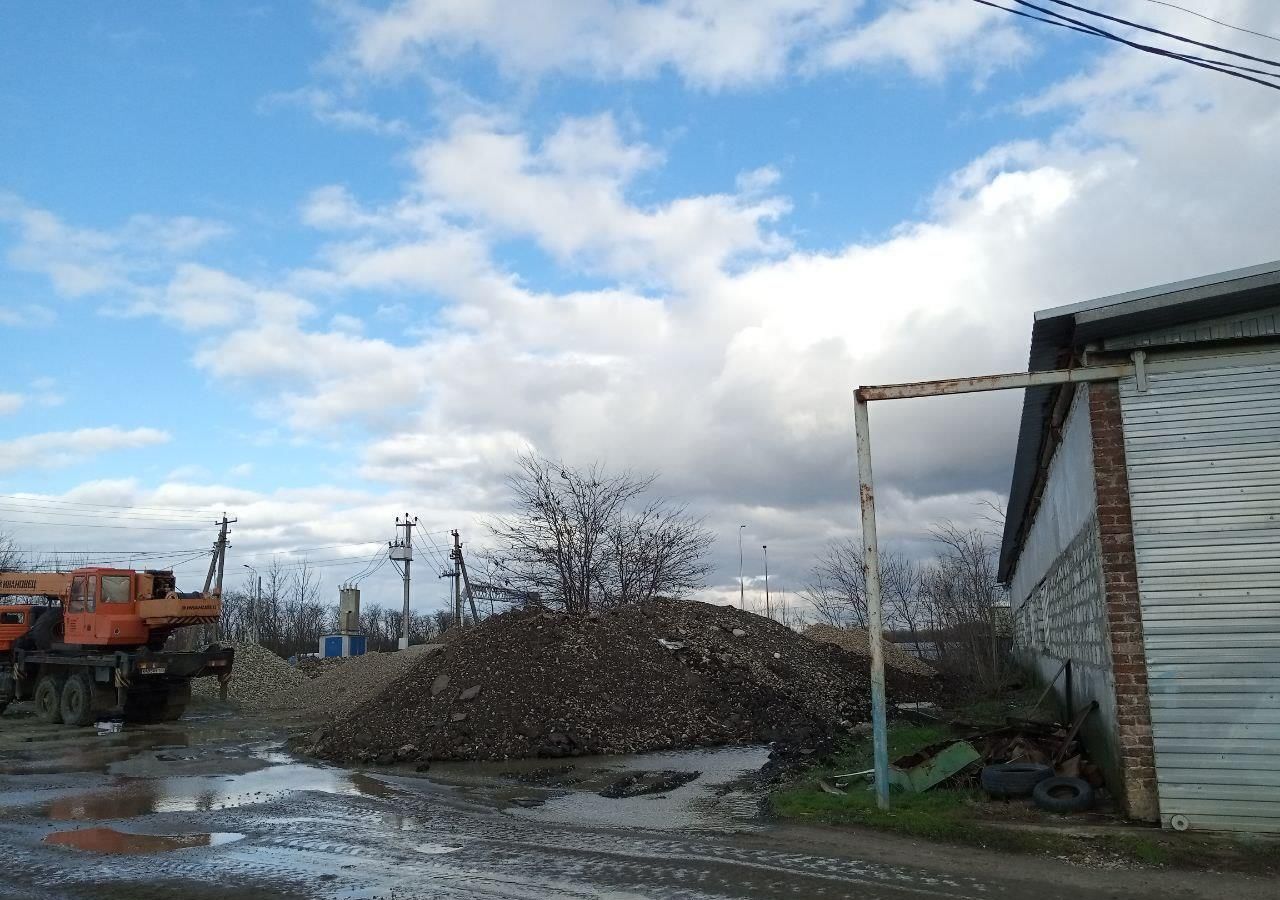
<box><xmin>1120</xmin><ymin>359</ymin><xmax>1280</xmax><ymax>833</ymax></box>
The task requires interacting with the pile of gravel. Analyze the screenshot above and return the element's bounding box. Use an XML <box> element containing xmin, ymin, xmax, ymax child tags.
<box><xmin>803</xmin><ymin>624</ymin><xmax>937</xmax><ymax>678</ymax></box>
<box><xmin>191</xmin><ymin>642</ymin><xmax>306</xmax><ymax>706</ymax></box>
<box><xmin>274</xmin><ymin>644</ymin><xmax>439</xmax><ymax>717</ymax></box>
<box><xmin>306</xmin><ymin>600</ymin><xmax>911</xmax><ymax>767</ymax></box>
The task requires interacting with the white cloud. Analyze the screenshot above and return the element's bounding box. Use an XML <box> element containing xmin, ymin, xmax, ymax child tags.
<box><xmin>259</xmin><ymin>87</ymin><xmax>410</xmax><ymax>136</ymax></box>
<box><xmin>338</xmin><ymin>0</ymin><xmax>859</xmax><ymax>89</ymax></box>
<box><xmin>333</xmin><ymin>0</ymin><xmax>1029</xmax><ymax>88</ymax></box>
<box><xmin>0</xmin><ymin>427</ymin><xmax>171</xmax><ymax>474</ymax></box>
<box><xmin>0</xmin><ymin>195</ymin><xmax>228</xmax><ymax>299</ymax></box>
<box><xmin>403</xmin><ymin>113</ymin><xmax>790</xmax><ymax>290</ymax></box>
<box><xmin>0</xmin><ymin>393</ymin><xmax>23</xmax><ymax>416</ymax></box>
<box><xmin>0</xmin><ymin>304</ymin><xmax>56</xmax><ymax>327</ymax></box>
<box><xmin>136</xmin><ymin>264</ymin><xmax>315</xmax><ymax>331</ymax></box>
<box><xmin>814</xmin><ymin>0</ymin><xmax>1030</xmax><ymax>79</ymax></box>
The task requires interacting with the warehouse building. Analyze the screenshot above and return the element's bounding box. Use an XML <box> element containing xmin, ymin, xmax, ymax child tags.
<box><xmin>1000</xmin><ymin>261</ymin><xmax>1280</xmax><ymax>833</ymax></box>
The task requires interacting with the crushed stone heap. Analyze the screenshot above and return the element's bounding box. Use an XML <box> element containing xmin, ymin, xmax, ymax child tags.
<box><xmin>307</xmin><ymin>600</ymin><xmax>887</xmax><ymax>766</ymax></box>
<box><xmin>190</xmin><ymin>641</ymin><xmax>306</xmax><ymax>706</ymax></box>
<box><xmin>276</xmin><ymin>643</ymin><xmax>439</xmax><ymax>718</ymax></box>
<box><xmin>803</xmin><ymin>624</ymin><xmax>937</xmax><ymax>678</ymax></box>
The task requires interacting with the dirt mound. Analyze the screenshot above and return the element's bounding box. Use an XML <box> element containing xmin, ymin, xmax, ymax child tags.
<box><xmin>191</xmin><ymin>642</ymin><xmax>306</xmax><ymax>706</ymax></box>
<box><xmin>803</xmin><ymin>624</ymin><xmax>936</xmax><ymax>678</ymax></box>
<box><xmin>308</xmin><ymin>601</ymin><xmax>872</xmax><ymax>766</ymax></box>
<box><xmin>276</xmin><ymin>644</ymin><xmax>439</xmax><ymax>717</ymax></box>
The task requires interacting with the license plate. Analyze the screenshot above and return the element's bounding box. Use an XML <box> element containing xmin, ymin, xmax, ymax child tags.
<box><xmin>138</xmin><ymin>663</ymin><xmax>167</xmax><ymax>674</ymax></box>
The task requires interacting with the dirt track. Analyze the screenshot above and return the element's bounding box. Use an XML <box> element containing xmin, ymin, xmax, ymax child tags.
<box><xmin>0</xmin><ymin>703</ymin><xmax>1270</xmax><ymax>900</ymax></box>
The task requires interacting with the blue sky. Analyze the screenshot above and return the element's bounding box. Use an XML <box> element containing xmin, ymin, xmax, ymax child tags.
<box><xmin>3</xmin><ymin>1</ymin><xmax>1279</xmax><ymax>612</ymax></box>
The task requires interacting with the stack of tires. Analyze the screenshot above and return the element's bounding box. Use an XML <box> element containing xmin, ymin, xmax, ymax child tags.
<box><xmin>980</xmin><ymin>762</ymin><xmax>1095</xmax><ymax>813</ymax></box>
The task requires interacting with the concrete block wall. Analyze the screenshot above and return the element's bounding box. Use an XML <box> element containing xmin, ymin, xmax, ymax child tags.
<box><xmin>1014</xmin><ymin>516</ymin><xmax>1123</xmax><ymax>794</ymax></box>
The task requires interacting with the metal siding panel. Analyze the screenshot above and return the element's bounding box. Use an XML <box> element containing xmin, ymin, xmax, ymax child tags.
<box><xmin>1121</xmin><ymin>360</ymin><xmax>1280</xmax><ymax>833</ymax></box>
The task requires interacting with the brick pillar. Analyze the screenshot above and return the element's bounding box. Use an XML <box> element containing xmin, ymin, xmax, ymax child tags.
<box><xmin>1088</xmin><ymin>381</ymin><xmax>1160</xmax><ymax>822</ymax></box>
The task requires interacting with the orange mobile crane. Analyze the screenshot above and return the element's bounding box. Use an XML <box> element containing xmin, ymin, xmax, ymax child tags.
<box><xmin>0</xmin><ymin>527</ymin><xmax>235</xmax><ymax>725</ymax></box>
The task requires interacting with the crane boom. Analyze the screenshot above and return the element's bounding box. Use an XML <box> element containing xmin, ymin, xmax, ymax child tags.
<box><xmin>0</xmin><ymin>572</ymin><xmax>71</xmax><ymax>600</ymax></box>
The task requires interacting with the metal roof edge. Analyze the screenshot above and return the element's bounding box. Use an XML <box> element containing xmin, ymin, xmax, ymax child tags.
<box><xmin>1033</xmin><ymin>259</ymin><xmax>1280</xmax><ymax>324</ymax></box>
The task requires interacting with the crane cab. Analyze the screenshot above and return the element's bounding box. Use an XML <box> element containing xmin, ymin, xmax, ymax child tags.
<box><xmin>0</xmin><ymin>606</ymin><xmax>36</xmax><ymax>652</ymax></box>
<box><xmin>61</xmin><ymin>567</ymin><xmax>218</xmax><ymax>649</ymax></box>
<box><xmin>64</xmin><ymin>568</ymin><xmax>150</xmax><ymax>647</ymax></box>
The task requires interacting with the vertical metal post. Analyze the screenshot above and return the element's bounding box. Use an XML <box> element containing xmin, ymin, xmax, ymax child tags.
<box><xmin>854</xmin><ymin>392</ymin><xmax>891</xmax><ymax>810</ymax></box>
<box><xmin>762</xmin><ymin>544</ymin><xmax>771</xmax><ymax>620</ymax></box>
<box><xmin>738</xmin><ymin>525</ymin><xmax>746</xmax><ymax>610</ymax></box>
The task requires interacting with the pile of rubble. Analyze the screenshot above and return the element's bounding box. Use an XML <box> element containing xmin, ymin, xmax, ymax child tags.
<box><xmin>803</xmin><ymin>624</ymin><xmax>937</xmax><ymax>678</ymax></box>
<box><xmin>306</xmin><ymin>600</ymin><xmax>900</xmax><ymax>767</ymax></box>
<box><xmin>190</xmin><ymin>642</ymin><xmax>306</xmax><ymax>706</ymax></box>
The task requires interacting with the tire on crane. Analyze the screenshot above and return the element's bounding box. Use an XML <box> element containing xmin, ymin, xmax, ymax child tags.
<box><xmin>33</xmin><ymin>674</ymin><xmax>66</xmax><ymax>725</ymax></box>
<box><xmin>59</xmin><ymin>671</ymin><xmax>96</xmax><ymax>727</ymax></box>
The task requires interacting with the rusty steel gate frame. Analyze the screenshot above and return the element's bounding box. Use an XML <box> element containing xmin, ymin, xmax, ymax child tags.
<box><xmin>853</xmin><ymin>357</ymin><xmax>1141</xmax><ymax>809</ymax></box>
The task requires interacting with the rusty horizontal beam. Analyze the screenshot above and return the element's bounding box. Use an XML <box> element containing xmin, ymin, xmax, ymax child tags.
<box><xmin>855</xmin><ymin>362</ymin><xmax>1136</xmax><ymax>402</ymax></box>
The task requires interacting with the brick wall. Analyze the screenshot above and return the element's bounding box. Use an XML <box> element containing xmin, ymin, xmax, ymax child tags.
<box><xmin>1088</xmin><ymin>380</ymin><xmax>1160</xmax><ymax>822</ymax></box>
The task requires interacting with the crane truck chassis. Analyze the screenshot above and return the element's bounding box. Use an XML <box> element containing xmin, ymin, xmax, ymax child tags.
<box><xmin>0</xmin><ymin>533</ymin><xmax>235</xmax><ymax>725</ymax></box>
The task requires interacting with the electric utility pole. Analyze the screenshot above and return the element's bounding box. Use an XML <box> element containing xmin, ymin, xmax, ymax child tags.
<box><xmin>762</xmin><ymin>544</ymin><xmax>771</xmax><ymax>621</ymax></box>
<box><xmin>390</xmin><ymin>514</ymin><xmax>416</xmax><ymax>650</ymax></box>
<box><xmin>453</xmin><ymin>531</ymin><xmax>480</xmax><ymax>624</ymax></box>
<box><xmin>738</xmin><ymin>524</ymin><xmax>747</xmax><ymax>609</ymax></box>
<box><xmin>203</xmin><ymin>513</ymin><xmax>237</xmax><ymax>596</ymax></box>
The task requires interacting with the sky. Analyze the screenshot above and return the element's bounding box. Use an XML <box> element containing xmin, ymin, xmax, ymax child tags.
<box><xmin>2</xmin><ymin>0</ymin><xmax>1279</xmax><ymax>616</ymax></box>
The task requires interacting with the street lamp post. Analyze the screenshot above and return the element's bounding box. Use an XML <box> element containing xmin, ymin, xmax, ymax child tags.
<box><xmin>762</xmin><ymin>544</ymin><xmax>771</xmax><ymax>621</ymax></box>
<box><xmin>738</xmin><ymin>525</ymin><xmax>747</xmax><ymax>610</ymax></box>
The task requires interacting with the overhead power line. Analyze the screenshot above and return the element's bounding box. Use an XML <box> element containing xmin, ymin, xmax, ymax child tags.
<box><xmin>235</xmin><ymin>540</ymin><xmax>388</xmax><ymax>559</ymax></box>
<box><xmin>9</xmin><ymin>546</ymin><xmax>208</xmax><ymax>555</ymax></box>
<box><xmin>0</xmin><ymin>518</ymin><xmax>211</xmax><ymax>532</ymax></box>
<box><xmin>0</xmin><ymin>503</ymin><xmax>221</xmax><ymax>525</ymax></box>
<box><xmin>1035</xmin><ymin>0</ymin><xmax>1280</xmax><ymax>69</ymax></box>
<box><xmin>972</xmin><ymin>0</ymin><xmax>1280</xmax><ymax>91</ymax></box>
<box><xmin>1137</xmin><ymin>0</ymin><xmax>1280</xmax><ymax>46</ymax></box>
<box><xmin>240</xmin><ymin>550</ymin><xmax>386</xmax><ymax>570</ymax></box>
<box><xmin>0</xmin><ymin>494</ymin><xmax>219</xmax><ymax>518</ymax></box>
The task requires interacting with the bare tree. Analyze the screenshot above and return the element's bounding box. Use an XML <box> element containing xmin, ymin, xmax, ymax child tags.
<box><xmin>484</xmin><ymin>454</ymin><xmax>714</xmax><ymax>614</ymax></box>
<box><xmin>923</xmin><ymin>522</ymin><xmax>1009</xmax><ymax>690</ymax></box>
<box><xmin>800</xmin><ymin>538</ymin><xmax>868</xmax><ymax>627</ymax></box>
<box><xmin>0</xmin><ymin>532</ymin><xmax>23</xmax><ymax>571</ymax></box>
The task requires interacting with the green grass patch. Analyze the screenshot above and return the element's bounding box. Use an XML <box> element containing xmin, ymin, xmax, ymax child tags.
<box><xmin>771</xmin><ymin>722</ymin><xmax>992</xmax><ymax>843</ymax></box>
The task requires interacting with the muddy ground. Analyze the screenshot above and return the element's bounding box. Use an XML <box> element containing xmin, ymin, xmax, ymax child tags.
<box><xmin>0</xmin><ymin>703</ymin><xmax>1271</xmax><ymax>900</ymax></box>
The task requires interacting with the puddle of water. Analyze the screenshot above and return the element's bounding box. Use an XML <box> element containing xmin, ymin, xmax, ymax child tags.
<box><xmin>43</xmin><ymin>826</ymin><xmax>243</xmax><ymax>854</ymax></box>
<box><xmin>43</xmin><ymin>764</ymin><xmax>399</xmax><ymax>819</ymax></box>
<box><xmin>415</xmin><ymin>842</ymin><xmax>462</xmax><ymax>854</ymax></box>
<box><xmin>436</xmin><ymin>745</ymin><xmax>770</xmax><ymax>833</ymax></box>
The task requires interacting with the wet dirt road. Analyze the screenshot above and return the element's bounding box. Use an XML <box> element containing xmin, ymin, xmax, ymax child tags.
<box><xmin>0</xmin><ymin>706</ymin><xmax>1267</xmax><ymax>900</ymax></box>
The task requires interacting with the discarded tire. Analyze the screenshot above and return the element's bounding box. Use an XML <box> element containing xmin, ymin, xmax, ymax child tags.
<box><xmin>980</xmin><ymin>762</ymin><xmax>1054</xmax><ymax>798</ymax></box>
<box><xmin>1032</xmin><ymin>776</ymin><xmax>1095</xmax><ymax>813</ymax></box>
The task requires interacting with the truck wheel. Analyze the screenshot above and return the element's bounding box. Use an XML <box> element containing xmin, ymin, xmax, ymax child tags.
<box><xmin>60</xmin><ymin>672</ymin><xmax>96</xmax><ymax>727</ymax></box>
<box><xmin>34</xmin><ymin>675</ymin><xmax>65</xmax><ymax>724</ymax></box>
<box><xmin>161</xmin><ymin>682</ymin><xmax>191</xmax><ymax>722</ymax></box>
<box><xmin>122</xmin><ymin>691</ymin><xmax>165</xmax><ymax>724</ymax></box>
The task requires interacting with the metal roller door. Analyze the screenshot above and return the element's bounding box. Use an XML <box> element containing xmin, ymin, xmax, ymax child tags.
<box><xmin>1120</xmin><ymin>357</ymin><xmax>1280</xmax><ymax>833</ymax></box>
